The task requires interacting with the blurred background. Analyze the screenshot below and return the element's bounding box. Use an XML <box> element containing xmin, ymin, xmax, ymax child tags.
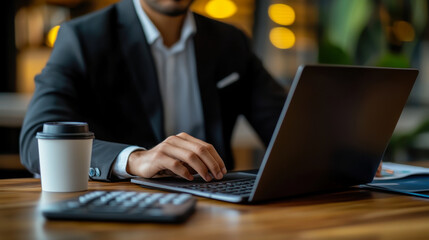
<box><xmin>1</xmin><ymin>0</ymin><xmax>428</xmax><ymax>178</ymax></box>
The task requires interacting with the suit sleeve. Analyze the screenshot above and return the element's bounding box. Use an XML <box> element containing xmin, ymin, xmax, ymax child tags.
<box><xmin>241</xmin><ymin>35</ymin><xmax>287</xmax><ymax>146</ymax></box>
<box><xmin>19</xmin><ymin>23</ymin><xmax>129</xmax><ymax>181</ymax></box>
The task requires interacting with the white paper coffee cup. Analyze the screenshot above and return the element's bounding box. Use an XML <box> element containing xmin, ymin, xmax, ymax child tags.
<box><xmin>37</xmin><ymin>122</ymin><xmax>94</xmax><ymax>192</ymax></box>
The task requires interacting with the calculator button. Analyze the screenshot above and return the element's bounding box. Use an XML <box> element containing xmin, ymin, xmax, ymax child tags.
<box><xmin>173</xmin><ymin>194</ymin><xmax>192</xmax><ymax>205</ymax></box>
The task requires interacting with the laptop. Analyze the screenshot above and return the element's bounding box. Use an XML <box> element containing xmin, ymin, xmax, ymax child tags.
<box><xmin>132</xmin><ymin>65</ymin><xmax>418</xmax><ymax>203</ymax></box>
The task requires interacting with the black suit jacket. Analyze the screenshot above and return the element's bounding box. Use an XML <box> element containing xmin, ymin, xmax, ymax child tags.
<box><xmin>19</xmin><ymin>0</ymin><xmax>286</xmax><ymax>181</ymax></box>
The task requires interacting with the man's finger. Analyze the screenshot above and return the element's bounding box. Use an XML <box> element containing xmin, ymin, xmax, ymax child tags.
<box><xmin>176</xmin><ymin>132</ymin><xmax>227</xmax><ymax>174</ymax></box>
<box><xmin>160</xmin><ymin>141</ymin><xmax>213</xmax><ymax>182</ymax></box>
<box><xmin>159</xmin><ymin>156</ymin><xmax>194</xmax><ymax>181</ymax></box>
<box><xmin>166</xmin><ymin>135</ymin><xmax>223</xmax><ymax>179</ymax></box>
<box><xmin>376</xmin><ymin>162</ymin><xmax>383</xmax><ymax>177</ymax></box>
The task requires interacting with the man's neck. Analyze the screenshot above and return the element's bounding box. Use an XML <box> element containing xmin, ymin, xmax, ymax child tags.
<box><xmin>140</xmin><ymin>0</ymin><xmax>187</xmax><ymax>47</ymax></box>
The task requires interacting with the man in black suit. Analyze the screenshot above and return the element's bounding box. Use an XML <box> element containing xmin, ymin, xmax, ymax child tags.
<box><xmin>19</xmin><ymin>0</ymin><xmax>286</xmax><ymax>182</ymax></box>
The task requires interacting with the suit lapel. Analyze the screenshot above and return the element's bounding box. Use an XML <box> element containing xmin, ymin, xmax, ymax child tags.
<box><xmin>116</xmin><ymin>0</ymin><xmax>165</xmax><ymax>142</ymax></box>
<box><xmin>193</xmin><ymin>14</ymin><xmax>226</xmax><ymax>159</ymax></box>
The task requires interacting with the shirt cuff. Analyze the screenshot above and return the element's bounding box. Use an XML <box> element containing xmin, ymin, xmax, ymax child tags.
<box><xmin>112</xmin><ymin>146</ymin><xmax>145</xmax><ymax>179</ymax></box>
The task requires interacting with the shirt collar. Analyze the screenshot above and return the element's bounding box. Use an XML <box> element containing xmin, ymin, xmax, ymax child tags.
<box><xmin>133</xmin><ymin>0</ymin><xmax>196</xmax><ymax>47</ymax></box>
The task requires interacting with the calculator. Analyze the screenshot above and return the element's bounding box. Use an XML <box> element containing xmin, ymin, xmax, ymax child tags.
<box><xmin>41</xmin><ymin>191</ymin><xmax>197</xmax><ymax>223</ymax></box>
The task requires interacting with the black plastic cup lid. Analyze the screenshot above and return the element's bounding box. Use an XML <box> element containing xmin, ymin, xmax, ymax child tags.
<box><xmin>36</xmin><ymin>122</ymin><xmax>94</xmax><ymax>139</ymax></box>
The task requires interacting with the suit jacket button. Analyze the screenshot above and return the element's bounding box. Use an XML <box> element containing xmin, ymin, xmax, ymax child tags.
<box><xmin>89</xmin><ymin>168</ymin><xmax>95</xmax><ymax>177</ymax></box>
<box><xmin>95</xmin><ymin>168</ymin><xmax>101</xmax><ymax>177</ymax></box>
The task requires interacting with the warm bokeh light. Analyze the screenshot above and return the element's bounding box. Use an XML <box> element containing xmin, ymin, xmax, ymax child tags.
<box><xmin>268</xmin><ymin>4</ymin><xmax>295</xmax><ymax>26</ymax></box>
<box><xmin>46</xmin><ymin>25</ymin><xmax>60</xmax><ymax>47</ymax></box>
<box><xmin>269</xmin><ymin>27</ymin><xmax>295</xmax><ymax>49</ymax></box>
<box><xmin>392</xmin><ymin>20</ymin><xmax>415</xmax><ymax>42</ymax></box>
<box><xmin>205</xmin><ymin>0</ymin><xmax>237</xmax><ymax>19</ymax></box>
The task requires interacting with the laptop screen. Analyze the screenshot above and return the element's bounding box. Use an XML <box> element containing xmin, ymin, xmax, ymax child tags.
<box><xmin>250</xmin><ymin>65</ymin><xmax>418</xmax><ymax>202</ymax></box>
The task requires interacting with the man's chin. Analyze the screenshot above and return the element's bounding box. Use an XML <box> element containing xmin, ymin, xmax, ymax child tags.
<box><xmin>161</xmin><ymin>8</ymin><xmax>189</xmax><ymax>17</ymax></box>
<box><xmin>143</xmin><ymin>0</ymin><xmax>193</xmax><ymax>17</ymax></box>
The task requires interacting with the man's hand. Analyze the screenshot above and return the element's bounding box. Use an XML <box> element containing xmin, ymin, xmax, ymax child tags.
<box><xmin>376</xmin><ymin>161</ymin><xmax>383</xmax><ymax>177</ymax></box>
<box><xmin>126</xmin><ymin>132</ymin><xmax>227</xmax><ymax>182</ymax></box>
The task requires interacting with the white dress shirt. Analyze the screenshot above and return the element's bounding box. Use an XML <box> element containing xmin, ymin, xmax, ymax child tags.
<box><xmin>112</xmin><ymin>0</ymin><xmax>205</xmax><ymax>179</ymax></box>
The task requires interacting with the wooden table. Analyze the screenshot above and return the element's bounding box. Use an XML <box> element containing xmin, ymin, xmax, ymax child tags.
<box><xmin>1</xmin><ymin>175</ymin><xmax>429</xmax><ymax>240</ymax></box>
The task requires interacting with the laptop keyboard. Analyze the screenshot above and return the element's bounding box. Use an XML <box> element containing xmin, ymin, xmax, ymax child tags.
<box><xmin>178</xmin><ymin>178</ymin><xmax>255</xmax><ymax>196</ymax></box>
